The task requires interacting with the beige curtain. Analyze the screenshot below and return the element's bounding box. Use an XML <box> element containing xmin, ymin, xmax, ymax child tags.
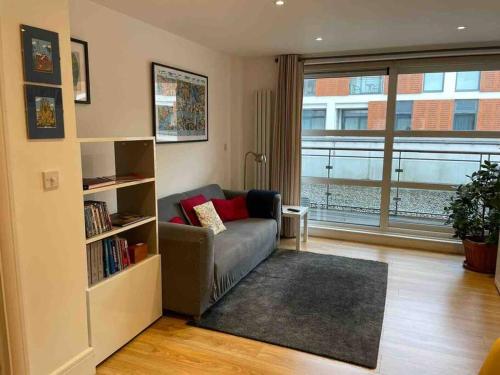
<box><xmin>271</xmin><ymin>55</ymin><xmax>304</xmax><ymax>238</ymax></box>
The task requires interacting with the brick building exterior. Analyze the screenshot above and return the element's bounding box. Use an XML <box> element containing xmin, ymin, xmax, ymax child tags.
<box><xmin>305</xmin><ymin>72</ymin><xmax>500</xmax><ymax>131</ymax></box>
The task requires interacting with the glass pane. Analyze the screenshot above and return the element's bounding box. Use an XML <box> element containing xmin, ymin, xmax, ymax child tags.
<box><xmin>304</xmin><ymin>79</ymin><xmax>316</xmax><ymax>96</ymax></box>
<box><xmin>302</xmin><ymin>136</ymin><xmax>384</xmax><ymax>180</ymax></box>
<box><xmin>423</xmin><ymin>73</ymin><xmax>444</xmax><ymax>92</ymax></box>
<box><xmin>390</xmin><ymin>188</ymin><xmax>454</xmax><ymax>227</ymax></box>
<box><xmin>303</xmin><ymin>74</ymin><xmax>388</xmax><ymax>130</ymax></box>
<box><xmin>302</xmin><ymin>183</ymin><xmax>381</xmax><ymax>227</ymax></box>
<box><xmin>302</xmin><ymin>108</ymin><xmax>326</xmax><ymax>130</ymax></box>
<box><xmin>395</xmin><ymin>70</ymin><xmax>500</xmax><ymax>131</ymax></box>
<box><xmin>456</xmin><ymin>71</ymin><xmax>480</xmax><ymax>91</ymax></box>
<box><xmin>390</xmin><ymin>137</ymin><xmax>500</xmax><ymax>228</ymax></box>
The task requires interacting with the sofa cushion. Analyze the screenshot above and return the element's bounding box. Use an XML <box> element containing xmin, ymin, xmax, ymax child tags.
<box><xmin>180</xmin><ymin>194</ymin><xmax>207</xmax><ymax>226</ymax></box>
<box><xmin>194</xmin><ymin>201</ymin><xmax>226</xmax><ymax>234</ymax></box>
<box><xmin>212</xmin><ymin>218</ymin><xmax>277</xmax><ymax>301</ymax></box>
<box><xmin>158</xmin><ymin>184</ymin><xmax>225</xmax><ymax>223</ymax></box>
<box><xmin>212</xmin><ymin>196</ymin><xmax>249</xmax><ymax>222</ymax></box>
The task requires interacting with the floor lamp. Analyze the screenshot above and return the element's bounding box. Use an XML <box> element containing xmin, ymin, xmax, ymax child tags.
<box><xmin>243</xmin><ymin>151</ymin><xmax>267</xmax><ymax>190</ymax></box>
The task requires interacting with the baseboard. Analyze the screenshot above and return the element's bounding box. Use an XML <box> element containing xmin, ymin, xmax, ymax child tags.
<box><xmin>50</xmin><ymin>347</ymin><xmax>95</xmax><ymax>375</ymax></box>
<box><xmin>309</xmin><ymin>225</ymin><xmax>463</xmax><ymax>255</ymax></box>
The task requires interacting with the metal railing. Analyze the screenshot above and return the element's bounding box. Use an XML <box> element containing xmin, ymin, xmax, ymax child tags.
<box><xmin>301</xmin><ymin>140</ymin><xmax>500</xmax><ymax>222</ymax></box>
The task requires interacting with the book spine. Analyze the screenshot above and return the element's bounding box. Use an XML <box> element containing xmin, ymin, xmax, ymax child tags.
<box><xmin>108</xmin><ymin>239</ymin><xmax>116</xmax><ymax>274</ymax></box>
<box><xmin>86</xmin><ymin>244</ymin><xmax>91</xmax><ymax>286</ymax></box>
<box><xmin>124</xmin><ymin>238</ymin><xmax>131</xmax><ymax>267</ymax></box>
<box><xmin>91</xmin><ymin>243</ymin><xmax>97</xmax><ymax>285</ymax></box>
<box><xmin>102</xmin><ymin>202</ymin><xmax>112</xmax><ymax>231</ymax></box>
<box><xmin>97</xmin><ymin>241</ymin><xmax>104</xmax><ymax>281</ymax></box>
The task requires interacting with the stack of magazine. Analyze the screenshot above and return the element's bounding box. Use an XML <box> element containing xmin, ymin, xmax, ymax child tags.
<box><xmin>86</xmin><ymin>237</ymin><xmax>131</xmax><ymax>286</ymax></box>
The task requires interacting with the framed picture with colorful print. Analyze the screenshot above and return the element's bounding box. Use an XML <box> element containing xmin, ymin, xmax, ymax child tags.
<box><xmin>71</xmin><ymin>38</ymin><xmax>91</xmax><ymax>104</ymax></box>
<box><xmin>20</xmin><ymin>25</ymin><xmax>61</xmax><ymax>85</ymax></box>
<box><xmin>24</xmin><ymin>84</ymin><xmax>64</xmax><ymax>139</ymax></box>
<box><xmin>152</xmin><ymin>62</ymin><xmax>208</xmax><ymax>143</ymax></box>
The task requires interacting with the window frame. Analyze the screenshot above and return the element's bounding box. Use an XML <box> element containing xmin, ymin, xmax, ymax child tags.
<box><xmin>349</xmin><ymin>76</ymin><xmax>384</xmax><ymax>95</ymax></box>
<box><xmin>339</xmin><ymin>108</ymin><xmax>369</xmax><ymax>130</ymax></box>
<box><xmin>302</xmin><ymin>108</ymin><xmax>327</xmax><ymax>130</ymax></box>
<box><xmin>455</xmin><ymin>71</ymin><xmax>480</xmax><ymax>92</ymax></box>
<box><xmin>453</xmin><ymin>99</ymin><xmax>478</xmax><ymax>131</ymax></box>
<box><xmin>423</xmin><ymin>72</ymin><xmax>445</xmax><ymax>92</ymax></box>
<box><xmin>302</xmin><ymin>57</ymin><xmax>500</xmax><ymax>237</ymax></box>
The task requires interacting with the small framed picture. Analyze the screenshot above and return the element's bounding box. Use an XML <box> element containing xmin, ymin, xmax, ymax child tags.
<box><xmin>152</xmin><ymin>62</ymin><xmax>208</xmax><ymax>143</ymax></box>
<box><xmin>20</xmin><ymin>25</ymin><xmax>61</xmax><ymax>85</ymax></box>
<box><xmin>71</xmin><ymin>38</ymin><xmax>91</xmax><ymax>104</ymax></box>
<box><xmin>24</xmin><ymin>84</ymin><xmax>64</xmax><ymax>139</ymax></box>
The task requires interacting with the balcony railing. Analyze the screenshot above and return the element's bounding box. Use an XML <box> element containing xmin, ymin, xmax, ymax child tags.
<box><xmin>301</xmin><ymin>139</ymin><xmax>500</xmax><ymax>227</ymax></box>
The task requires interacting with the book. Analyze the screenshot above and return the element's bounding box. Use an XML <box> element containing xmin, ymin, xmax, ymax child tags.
<box><xmin>110</xmin><ymin>212</ymin><xmax>145</xmax><ymax>227</ymax></box>
<box><xmin>86</xmin><ymin>237</ymin><xmax>134</xmax><ymax>286</ymax></box>
<box><xmin>83</xmin><ymin>177</ymin><xmax>115</xmax><ymax>190</ymax></box>
<box><xmin>84</xmin><ymin>201</ymin><xmax>112</xmax><ymax>238</ymax></box>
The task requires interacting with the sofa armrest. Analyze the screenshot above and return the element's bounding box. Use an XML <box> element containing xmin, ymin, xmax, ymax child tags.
<box><xmin>223</xmin><ymin>189</ymin><xmax>282</xmax><ymax>240</ymax></box>
<box><xmin>158</xmin><ymin>222</ymin><xmax>214</xmax><ymax>317</ymax></box>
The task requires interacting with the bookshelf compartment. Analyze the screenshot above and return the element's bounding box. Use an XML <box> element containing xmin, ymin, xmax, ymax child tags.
<box><xmin>87</xmin><ymin>254</ymin><xmax>161</xmax><ymax>365</ymax></box>
<box><xmin>85</xmin><ymin>216</ymin><xmax>156</xmax><ymax>244</ymax></box>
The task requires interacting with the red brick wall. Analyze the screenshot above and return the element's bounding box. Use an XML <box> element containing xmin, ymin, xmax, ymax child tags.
<box><xmin>412</xmin><ymin>100</ymin><xmax>453</xmax><ymax>131</ymax></box>
<box><xmin>397</xmin><ymin>74</ymin><xmax>423</xmax><ymax>94</ymax></box>
<box><xmin>316</xmin><ymin>78</ymin><xmax>350</xmax><ymax>96</ymax></box>
<box><xmin>477</xmin><ymin>99</ymin><xmax>500</xmax><ymax>131</ymax></box>
<box><xmin>367</xmin><ymin>101</ymin><xmax>387</xmax><ymax>130</ymax></box>
<box><xmin>480</xmin><ymin>71</ymin><xmax>500</xmax><ymax>92</ymax></box>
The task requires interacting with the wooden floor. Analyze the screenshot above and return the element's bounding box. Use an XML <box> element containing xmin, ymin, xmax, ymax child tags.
<box><xmin>97</xmin><ymin>238</ymin><xmax>500</xmax><ymax>375</ymax></box>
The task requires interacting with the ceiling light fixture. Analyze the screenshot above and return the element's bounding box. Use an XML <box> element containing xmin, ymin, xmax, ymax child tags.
<box><xmin>315</xmin><ymin>37</ymin><xmax>323</xmax><ymax>41</ymax></box>
<box><xmin>275</xmin><ymin>0</ymin><xmax>285</xmax><ymax>6</ymax></box>
<box><xmin>457</xmin><ymin>25</ymin><xmax>467</xmax><ymax>30</ymax></box>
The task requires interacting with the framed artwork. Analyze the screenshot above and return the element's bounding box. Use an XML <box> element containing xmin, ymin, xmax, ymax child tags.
<box><xmin>20</xmin><ymin>25</ymin><xmax>61</xmax><ymax>85</ymax></box>
<box><xmin>71</xmin><ymin>38</ymin><xmax>91</xmax><ymax>104</ymax></box>
<box><xmin>24</xmin><ymin>84</ymin><xmax>64</xmax><ymax>139</ymax></box>
<box><xmin>152</xmin><ymin>62</ymin><xmax>208</xmax><ymax>143</ymax></box>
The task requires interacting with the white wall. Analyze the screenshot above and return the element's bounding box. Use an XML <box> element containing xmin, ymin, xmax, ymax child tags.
<box><xmin>70</xmin><ymin>0</ymin><xmax>245</xmax><ymax>197</ymax></box>
<box><xmin>231</xmin><ymin>57</ymin><xmax>278</xmax><ymax>189</ymax></box>
<box><xmin>0</xmin><ymin>0</ymin><xmax>93</xmax><ymax>373</ymax></box>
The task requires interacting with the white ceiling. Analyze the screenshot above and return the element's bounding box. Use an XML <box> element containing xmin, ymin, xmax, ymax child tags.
<box><xmin>92</xmin><ymin>0</ymin><xmax>500</xmax><ymax>57</ymax></box>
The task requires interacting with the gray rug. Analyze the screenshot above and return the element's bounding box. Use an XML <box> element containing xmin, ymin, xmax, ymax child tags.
<box><xmin>192</xmin><ymin>249</ymin><xmax>388</xmax><ymax>369</ymax></box>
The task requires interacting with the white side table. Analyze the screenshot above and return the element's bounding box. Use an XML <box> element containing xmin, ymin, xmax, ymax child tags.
<box><xmin>282</xmin><ymin>205</ymin><xmax>308</xmax><ymax>251</ymax></box>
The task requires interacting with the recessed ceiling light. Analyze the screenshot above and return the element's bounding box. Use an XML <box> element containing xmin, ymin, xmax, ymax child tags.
<box><xmin>315</xmin><ymin>37</ymin><xmax>323</xmax><ymax>41</ymax></box>
<box><xmin>457</xmin><ymin>25</ymin><xmax>467</xmax><ymax>30</ymax></box>
<box><xmin>275</xmin><ymin>0</ymin><xmax>285</xmax><ymax>6</ymax></box>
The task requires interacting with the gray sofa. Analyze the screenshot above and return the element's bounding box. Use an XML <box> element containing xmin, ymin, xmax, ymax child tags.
<box><xmin>157</xmin><ymin>184</ymin><xmax>281</xmax><ymax>318</ymax></box>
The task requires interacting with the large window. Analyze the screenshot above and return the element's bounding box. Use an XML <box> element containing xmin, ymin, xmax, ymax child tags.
<box><xmin>340</xmin><ymin>109</ymin><xmax>368</xmax><ymax>130</ymax></box>
<box><xmin>350</xmin><ymin>76</ymin><xmax>383</xmax><ymax>94</ymax></box>
<box><xmin>453</xmin><ymin>100</ymin><xmax>478</xmax><ymax>130</ymax></box>
<box><xmin>395</xmin><ymin>101</ymin><xmax>413</xmax><ymax>130</ymax></box>
<box><xmin>456</xmin><ymin>71</ymin><xmax>480</xmax><ymax>91</ymax></box>
<box><xmin>302</xmin><ymin>109</ymin><xmax>326</xmax><ymax>130</ymax></box>
<box><xmin>302</xmin><ymin>66</ymin><xmax>500</xmax><ymax>233</ymax></box>
<box><xmin>423</xmin><ymin>72</ymin><xmax>445</xmax><ymax>92</ymax></box>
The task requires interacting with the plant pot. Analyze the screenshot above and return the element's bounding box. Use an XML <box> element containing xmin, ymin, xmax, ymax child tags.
<box><xmin>462</xmin><ymin>238</ymin><xmax>498</xmax><ymax>274</ymax></box>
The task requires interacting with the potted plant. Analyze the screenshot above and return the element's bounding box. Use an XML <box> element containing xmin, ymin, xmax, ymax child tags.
<box><xmin>445</xmin><ymin>160</ymin><xmax>500</xmax><ymax>274</ymax></box>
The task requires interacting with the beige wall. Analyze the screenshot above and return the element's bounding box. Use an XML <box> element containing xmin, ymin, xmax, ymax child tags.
<box><xmin>0</xmin><ymin>0</ymin><xmax>93</xmax><ymax>373</ymax></box>
<box><xmin>70</xmin><ymin>0</ymin><xmax>244</xmax><ymax>197</ymax></box>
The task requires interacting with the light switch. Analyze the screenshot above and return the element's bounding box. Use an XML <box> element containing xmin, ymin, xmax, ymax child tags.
<box><xmin>43</xmin><ymin>170</ymin><xmax>59</xmax><ymax>190</ymax></box>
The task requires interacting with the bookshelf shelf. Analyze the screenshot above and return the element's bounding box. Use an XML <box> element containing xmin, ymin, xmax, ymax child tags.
<box><xmin>83</xmin><ymin>177</ymin><xmax>155</xmax><ymax>195</ymax></box>
<box><xmin>79</xmin><ymin>137</ymin><xmax>161</xmax><ymax>366</ymax></box>
<box><xmin>85</xmin><ymin>216</ymin><xmax>156</xmax><ymax>244</ymax></box>
<box><xmin>87</xmin><ymin>253</ymin><xmax>158</xmax><ymax>291</ymax></box>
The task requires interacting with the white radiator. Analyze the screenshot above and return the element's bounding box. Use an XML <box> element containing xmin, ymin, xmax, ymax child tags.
<box><xmin>254</xmin><ymin>89</ymin><xmax>273</xmax><ymax>190</ymax></box>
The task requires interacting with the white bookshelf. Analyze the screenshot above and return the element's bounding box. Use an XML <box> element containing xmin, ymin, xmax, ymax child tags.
<box><xmin>79</xmin><ymin>137</ymin><xmax>162</xmax><ymax>366</ymax></box>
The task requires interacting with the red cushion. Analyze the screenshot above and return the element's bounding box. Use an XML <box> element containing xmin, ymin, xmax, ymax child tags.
<box><xmin>211</xmin><ymin>196</ymin><xmax>249</xmax><ymax>222</ymax></box>
<box><xmin>168</xmin><ymin>216</ymin><xmax>186</xmax><ymax>225</ymax></box>
<box><xmin>180</xmin><ymin>194</ymin><xmax>208</xmax><ymax>226</ymax></box>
